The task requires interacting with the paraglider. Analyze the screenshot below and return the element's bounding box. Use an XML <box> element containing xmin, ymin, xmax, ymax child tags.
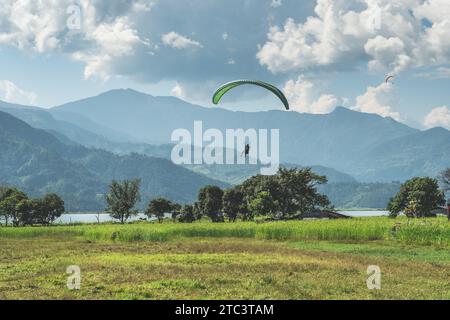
<box><xmin>212</xmin><ymin>80</ymin><xmax>290</xmax><ymax>110</ymax></box>
<box><xmin>385</xmin><ymin>75</ymin><xmax>395</xmax><ymax>84</ymax></box>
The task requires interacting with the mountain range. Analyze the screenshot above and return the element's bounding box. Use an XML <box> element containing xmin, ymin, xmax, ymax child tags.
<box><xmin>0</xmin><ymin>109</ymin><xmax>228</xmax><ymax>211</ymax></box>
<box><xmin>49</xmin><ymin>89</ymin><xmax>449</xmax><ymax>182</ymax></box>
<box><xmin>0</xmin><ymin>88</ymin><xmax>448</xmax><ymax>211</ymax></box>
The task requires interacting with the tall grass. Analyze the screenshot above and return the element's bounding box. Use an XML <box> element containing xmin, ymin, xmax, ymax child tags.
<box><xmin>1</xmin><ymin>217</ymin><xmax>449</xmax><ymax>246</ymax></box>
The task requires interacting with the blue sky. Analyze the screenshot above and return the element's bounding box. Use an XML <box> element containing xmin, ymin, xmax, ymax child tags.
<box><xmin>0</xmin><ymin>0</ymin><xmax>450</xmax><ymax>130</ymax></box>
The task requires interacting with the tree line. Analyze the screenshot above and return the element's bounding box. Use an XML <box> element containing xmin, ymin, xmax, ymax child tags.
<box><xmin>1</xmin><ymin>167</ymin><xmax>449</xmax><ymax>226</ymax></box>
<box><xmin>0</xmin><ymin>188</ymin><xmax>65</xmax><ymax>226</ymax></box>
<box><xmin>107</xmin><ymin>168</ymin><xmax>331</xmax><ymax>224</ymax></box>
<box><xmin>109</xmin><ymin>167</ymin><xmax>450</xmax><ymax>224</ymax></box>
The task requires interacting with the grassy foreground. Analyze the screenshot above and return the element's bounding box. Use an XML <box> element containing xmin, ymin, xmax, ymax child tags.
<box><xmin>1</xmin><ymin>217</ymin><xmax>450</xmax><ymax>299</ymax></box>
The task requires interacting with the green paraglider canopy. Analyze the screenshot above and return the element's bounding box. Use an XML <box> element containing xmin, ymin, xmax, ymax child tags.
<box><xmin>212</xmin><ymin>80</ymin><xmax>290</xmax><ymax>110</ymax></box>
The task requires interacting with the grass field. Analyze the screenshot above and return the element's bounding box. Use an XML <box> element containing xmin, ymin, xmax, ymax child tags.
<box><xmin>1</xmin><ymin>217</ymin><xmax>450</xmax><ymax>300</ymax></box>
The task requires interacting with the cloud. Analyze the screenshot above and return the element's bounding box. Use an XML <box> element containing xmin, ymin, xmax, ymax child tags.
<box><xmin>271</xmin><ymin>0</ymin><xmax>283</xmax><ymax>8</ymax></box>
<box><xmin>355</xmin><ymin>83</ymin><xmax>400</xmax><ymax>120</ymax></box>
<box><xmin>423</xmin><ymin>106</ymin><xmax>450</xmax><ymax>129</ymax></box>
<box><xmin>0</xmin><ymin>1</ymin><xmax>151</xmax><ymax>81</ymax></box>
<box><xmin>257</xmin><ymin>0</ymin><xmax>450</xmax><ymax>75</ymax></box>
<box><xmin>0</xmin><ymin>80</ymin><xmax>37</xmax><ymax>105</ymax></box>
<box><xmin>170</xmin><ymin>83</ymin><xmax>187</xmax><ymax>100</ymax></box>
<box><xmin>73</xmin><ymin>16</ymin><xmax>146</xmax><ymax>80</ymax></box>
<box><xmin>415</xmin><ymin>66</ymin><xmax>450</xmax><ymax>79</ymax></box>
<box><xmin>283</xmin><ymin>76</ymin><xmax>341</xmax><ymax>114</ymax></box>
<box><xmin>162</xmin><ymin>32</ymin><xmax>202</xmax><ymax>49</ymax></box>
<box><xmin>0</xmin><ymin>0</ymin><xmax>311</xmax><ymax>86</ymax></box>
<box><xmin>364</xmin><ymin>36</ymin><xmax>411</xmax><ymax>74</ymax></box>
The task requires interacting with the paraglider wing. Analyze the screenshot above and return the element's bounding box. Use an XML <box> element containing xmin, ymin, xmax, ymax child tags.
<box><xmin>385</xmin><ymin>75</ymin><xmax>395</xmax><ymax>84</ymax></box>
<box><xmin>212</xmin><ymin>80</ymin><xmax>290</xmax><ymax>110</ymax></box>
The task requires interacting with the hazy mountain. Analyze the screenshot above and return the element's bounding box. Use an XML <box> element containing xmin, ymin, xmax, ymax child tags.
<box><xmin>185</xmin><ymin>163</ymin><xmax>357</xmax><ymax>185</ymax></box>
<box><xmin>0</xmin><ymin>110</ymin><xmax>228</xmax><ymax>211</ymax></box>
<box><xmin>52</xmin><ymin>89</ymin><xmax>448</xmax><ymax>181</ymax></box>
<box><xmin>355</xmin><ymin>127</ymin><xmax>450</xmax><ymax>181</ymax></box>
<box><xmin>318</xmin><ymin>182</ymin><xmax>401</xmax><ymax>209</ymax></box>
<box><xmin>0</xmin><ymin>100</ymin><xmax>175</xmax><ymax>158</ymax></box>
<box><xmin>2</xmin><ymin>98</ymin><xmax>360</xmax><ymax>182</ymax></box>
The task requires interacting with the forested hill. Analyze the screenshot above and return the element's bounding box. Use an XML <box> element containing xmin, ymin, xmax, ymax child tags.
<box><xmin>0</xmin><ymin>111</ymin><xmax>228</xmax><ymax>211</ymax></box>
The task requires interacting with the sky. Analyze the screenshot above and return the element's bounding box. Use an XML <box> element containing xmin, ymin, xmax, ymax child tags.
<box><xmin>0</xmin><ymin>0</ymin><xmax>450</xmax><ymax>130</ymax></box>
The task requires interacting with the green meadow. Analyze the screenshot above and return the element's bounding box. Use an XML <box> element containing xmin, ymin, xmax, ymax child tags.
<box><xmin>1</xmin><ymin>217</ymin><xmax>450</xmax><ymax>300</ymax></box>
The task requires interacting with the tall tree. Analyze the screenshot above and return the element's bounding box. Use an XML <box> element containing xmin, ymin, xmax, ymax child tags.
<box><xmin>179</xmin><ymin>204</ymin><xmax>196</xmax><ymax>223</ymax></box>
<box><xmin>105</xmin><ymin>179</ymin><xmax>141</xmax><ymax>224</ymax></box>
<box><xmin>0</xmin><ymin>188</ymin><xmax>28</xmax><ymax>227</ymax></box>
<box><xmin>440</xmin><ymin>168</ymin><xmax>450</xmax><ymax>192</ymax></box>
<box><xmin>171</xmin><ymin>203</ymin><xmax>182</xmax><ymax>222</ymax></box>
<box><xmin>145</xmin><ymin>198</ymin><xmax>173</xmax><ymax>223</ymax></box>
<box><xmin>388</xmin><ymin>177</ymin><xmax>445</xmax><ymax>218</ymax></box>
<box><xmin>40</xmin><ymin>193</ymin><xmax>65</xmax><ymax>225</ymax></box>
<box><xmin>222</xmin><ymin>188</ymin><xmax>246</xmax><ymax>222</ymax></box>
<box><xmin>197</xmin><ymin>185</ymin><xmax>224</xmax><ymax>222</ymax></box>
<box><xmin>248</xmin><ymin>191</ymin><xmax>278</xmax><ymax>219</ymax></box>
<box><xmin>239</xmin><ymin>168</ymin><xmax>330</xmax><ymax>219</ymax></box>
<box><xmin>15</xmin><ymin>198</ymin><xmax>41</xmax><ymax>226</ymax></box>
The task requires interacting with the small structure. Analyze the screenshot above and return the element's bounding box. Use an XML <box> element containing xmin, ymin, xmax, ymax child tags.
<box><xmin>267</xmin><ymin>210</ymin><xmax>350</xmax><ymax>221</ymax></box>
<box><xmin>300</xmin><ymin>210</ymin><xmax>351</xmax><ymax>220</ymax></box>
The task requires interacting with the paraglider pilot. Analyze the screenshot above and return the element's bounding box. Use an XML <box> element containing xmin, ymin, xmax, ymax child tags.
<box><xmin>242</xmin><ymin>144</ymin><xmax>250</xmax><ymax>159</ymax></box>
<box><xmin>245</xmin><ymin>144</ymin><xmax>250</xmax><ymax>158</ymax></box>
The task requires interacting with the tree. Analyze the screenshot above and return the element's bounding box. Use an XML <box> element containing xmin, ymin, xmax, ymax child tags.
<box><xmin>0</xmin><ymin>188</ymin><xmax>28</xmax><ymax>227</ymax></box>
<box><xmin>146</xmin><ymin>198</ymin><xmax>173</xmax><ymax>223</ymax></box>
<box><xmin>15</xmin><ymin>198</ymin><xmax>41</xmax><ymax>226</ymax></box>
<box><xmin>179</xmin><ymin>205</ymin><xmax>196</xmax><ymax>223</ymax></box>
<box><xmin>197</xmin><ymin>185</ymin><xmax>224</xmax><ymax>222</ymax></box>
<box><xmin>239</xmin><ymin>168</ymin><xmax>330</xmax><ymax>219</ymax></box>
<box><xmin>222</xmin><ymin>188</ymin><xmax>246</xmax><ymax>222</ymax></box>
<box><xmin>248</xmin><ymin>191</ymin><xmax>278</xmax><ymax>219</ymax></box>
<box><xmin>276</xmin><ymin>168</ymin><xmax>329</xmax><ymax>217</ymax></box>
<box><xmin>39</xmin><ymin>193</ymin><xmax>65</xmax><ymax>225</ymax></box>
<box><xmin>440</xmin><ymin>168</ymin><xmax>450</xmax><ymax>192</ymax></box>
<box><xmin>105</xmin><ymin>179</ymin><xmax>141</xmax><ymax>224</ymax></box>
<box><xmin>171</xmin><ymin>203</ymin><xmax>182</xmax><ymax>222</ymax></box>
<box><xmin>388</xmin><ymin>177</ymin><xmax>445</xmax><ymax>218</ymax></box>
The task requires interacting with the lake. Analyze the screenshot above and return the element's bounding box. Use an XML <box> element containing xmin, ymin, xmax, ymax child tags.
<box><xmin>54</xmin><ymin>210</ymin><xmax>389</xmax><ymax>224</ymax></box>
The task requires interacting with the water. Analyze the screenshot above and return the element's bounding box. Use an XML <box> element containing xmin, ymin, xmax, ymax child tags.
<box><xmin>55</xmin><ymin>213</ymin><xmax>154</xmax><ymax>224</ymax></box>
<box><xmin>53</xmin><ymin>210</ymin><xmax>388</xmax><ymax>224</ymax></box>
<box><xmin>339</xmin><ymin>210</ymin><xmax>388</xmax><ymax>217</ymax></box>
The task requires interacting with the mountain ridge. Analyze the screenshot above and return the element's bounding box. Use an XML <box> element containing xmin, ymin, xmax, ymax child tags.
<box><xmin>0</xmin><ymin>110</ymin><xmax>229</xmax><ymax>211</ymax></box>
<box><xmin>2</xmin><ymin>88</ymin><xmax>449</xmax><ymax>182</ymax></box>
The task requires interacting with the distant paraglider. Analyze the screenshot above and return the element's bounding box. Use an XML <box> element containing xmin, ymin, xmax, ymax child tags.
<box><xmin>385</xmin><ymin>75</ymin><xmax>395</xmax><ymax>84</ymax></box>
<box><xmin>212</xmin><ymin>80</ymin><xmax>290</xmax><ymax>110</ymax></box>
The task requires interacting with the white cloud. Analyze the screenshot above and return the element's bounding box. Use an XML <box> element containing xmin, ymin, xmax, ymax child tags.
<box><xmin>364</xmin><ymin>36</ymin><xmax>411</xmax><ymax>74</ymax></box>
<box><xmin>257</xmin><ymin>0</ymin><xmax>450</xmax><ymax>75</ymax></box>
<box><xmin>0</xmin><ymin>0</ymin><xmax>311</xmax><ymax>84</ymax></box>
<box><xmin>170</xmin><ymin>83</ymin><xmax>187</xmax><ymax>100</ymax></box>
<box><xmin>424</xmin><ymin>106</ymin><xmax>450</xmax><ymax>129</ymax></box>
<box><xmin>270</xmin><ymin>0</ymin><xmax>283</xmax><ymax>8</ymax></box>
<box><xmin>73</xmin><ymin>17</ymin><xmax>145</xmax><ymax>80</ymax></box>
<box><xmin>0</xmin><ymin>1</ymin><xmax>150</xmax><ymax>81</ymax></box>
<box><xmin>415</xmin><ymin>66</ymin><xmax>450</xmax><ymax>79</ymax></box>
<box><xmin>0</xmin><ymin>80</ymin><xmax>37</xmax><ymax>105</ymax></box>
<box><xmin>162</xmin><ymin>32</ymin><xmax>202</xmax><ymax>49</ymax></box>
<box><xmin>355</xmin><ymin>83</ymin><xmax>400</xmax><ymax>120</ymax></box>
<box><xmin>283</xmin><ymin>76</ymin><xmax>341</xmax><ymax>114</ymax></box>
